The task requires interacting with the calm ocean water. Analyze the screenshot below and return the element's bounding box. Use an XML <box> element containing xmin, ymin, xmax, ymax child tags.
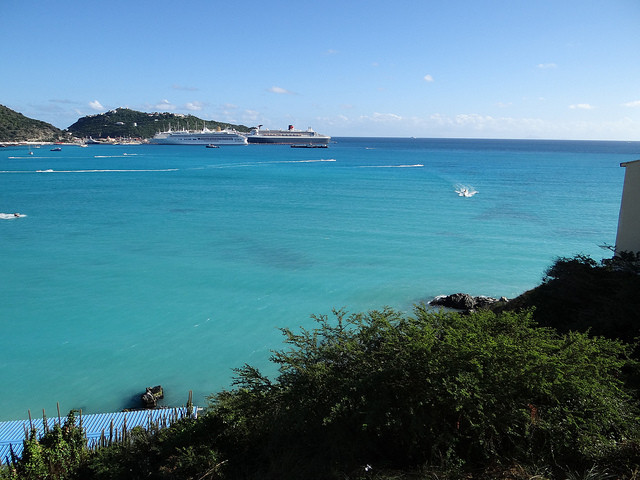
<box><xmin>1</xmin><ymin>137</ymin><xmax>638</xmax><ymax>420</ymax></box>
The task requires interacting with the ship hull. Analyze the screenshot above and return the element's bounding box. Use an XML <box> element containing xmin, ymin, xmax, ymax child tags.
<box><xmin>149</xmin><ymin>131</ymin><xmax>248</xmax><ymax>145</ymax></box>
<box><xmin>247</xmin><ymin>135</ymin><xmax>330</xmax><ymax>145</ymax></box>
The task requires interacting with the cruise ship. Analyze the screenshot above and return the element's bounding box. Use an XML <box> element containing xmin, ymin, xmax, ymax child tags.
<box><xmin>149</xmin><ymin>127</ymin><xmax>248</xmax><ymax>145</ymax></box>
<box><xmin>246</xmin><ymin>125</ymin><xmax>330</xmax><ymax>145</ymax></box>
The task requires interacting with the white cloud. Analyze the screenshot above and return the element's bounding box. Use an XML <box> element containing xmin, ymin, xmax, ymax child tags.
<box><xmin>454</xmin><ymin>113</ymin><xmax>496</xmax><ymax>127</ymax></box>
<box><xmin>365</xmin><ymin>112</ymin><xmax>403</xmax><ymax>122</ymax></box>
<box><xmin>423</xmin><ymin>74</ymin><xmax>434</xmax><ymax>82</ymax></box>
<box><xmin>537</xmin><ymin>63</ymin><xmax>557</xmax><ymax>69</ymax></box>
<box><xmin>325</xmin><ymin>49</ymin><xmax>338</xmax><ymax>55</ymax></box>
<box><xmin>89</xmin><ymin>100</ymin><xmax>104</xmax><ymax>111</ymax></box>
<box><xmin>569</xmin><ymin>103</ymin><xmax>594</xmax><ymax>110</ymax></box>
<box><xmin>155</xmin><ymin>99</ymin><xmax>176</xmax><ymax>111</ymax></box>
<box><xmin>623</xmin><ymin>100</ymin><xmax>640</xmax><ymax>108</ymax></box>
<box><xmin>268</xmin><ymin>86</ymin><xmax>294</xmax><ymax>95</ymax></box>
<box><xmin>315</xmin><ymin>110</ymin><xmax>640</xmax><ymax>140</ymax></box>
<box><xmin>185</xmin><ymin>101</ymin><xmax>203</xmax><ymax>111</ymax></box>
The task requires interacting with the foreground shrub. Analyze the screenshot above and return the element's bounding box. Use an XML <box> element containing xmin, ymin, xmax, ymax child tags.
<box><xmin>208</xmin><ymin>307</ymin><xmax>639</xmax><ymax>479</ymax></box>
<box><xmin>2</xmin><ymin>411</ymin><xmax>86</xmax><ymax>480</ymax></box>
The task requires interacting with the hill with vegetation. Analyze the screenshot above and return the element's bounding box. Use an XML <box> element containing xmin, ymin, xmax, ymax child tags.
<box><xmin>0</xmin><ymin>105</ymin><xmax>70</xmax><ymax>143</ymax></box>
<box><xmin>67</xmin><ymin>108</ymin><xmax>251</xmax><ymax>140</ymax></box>
<box><xmin>3</xmin><ymin>254</ymin><xmax>640</xmax><ymax>480</ymax></box>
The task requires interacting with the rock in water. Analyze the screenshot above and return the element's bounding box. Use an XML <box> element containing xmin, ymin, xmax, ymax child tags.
<box><xmin>141</xmin><ymin>385</ymin><xmax>164</xmax><ymax>408</ymax></box>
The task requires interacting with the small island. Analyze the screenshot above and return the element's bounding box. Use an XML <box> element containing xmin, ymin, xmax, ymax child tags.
<box><xmin>0</xmin><ymin>105</ymin><xmax>250</xmax><ymax>145</ymax></box>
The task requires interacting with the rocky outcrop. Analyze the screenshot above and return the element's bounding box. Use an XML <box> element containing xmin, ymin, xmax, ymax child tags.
<box><xmin>141</xmin><ymin>385</ymin><xmax>164</xmax><ymax>408</ymax></box>
<box><xmin>429</xmin><ymin>293</ymin><xmax>508</xmax><ymax>313</ymax></box>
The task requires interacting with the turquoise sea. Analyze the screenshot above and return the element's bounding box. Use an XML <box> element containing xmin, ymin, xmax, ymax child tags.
<box><xmin>1</xmin><ymin>138</ymin><xmax>638</xmax><ymax>421</ymax></box>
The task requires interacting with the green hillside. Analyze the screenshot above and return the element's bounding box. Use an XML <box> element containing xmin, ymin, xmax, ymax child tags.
<box><xmin>67</xmin><ymin>108</ymin><xmax>251</xmax><ymax>139</ymax></box>
<box><xmin>0</xmin><ymin>105</ymin><xmax>69</xmax><ymax>143</ymax></box>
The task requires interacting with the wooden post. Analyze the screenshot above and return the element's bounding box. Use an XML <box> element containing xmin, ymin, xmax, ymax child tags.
<box><xmin>27</xmin><ymin>410</ymin><xmax>33</xmax><ymax>434</ymax></box>
<box><xmin>42</xmin><ymin>409</ymin><xmax>48</xmax><ymax>434</ymax></box>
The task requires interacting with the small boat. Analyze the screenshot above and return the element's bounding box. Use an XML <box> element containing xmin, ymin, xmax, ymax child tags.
<box><xmin>205</xmin><ymin>144</ymin><xmax>219</xmax><ymax>148</ymax></box>
<box><xmin>50</xmin><ymin>147</ymin><xmax>62</xmax><ymax>151</ymax></box>
<box><xmin>455</xmin><ymin>184</ymin><xmax>478</xmax><ymax>197</ymax></box>
<box><xmin>291</xmin><ymin>144</ymin><xmax>328</xmax><ymax>148</ymax></box>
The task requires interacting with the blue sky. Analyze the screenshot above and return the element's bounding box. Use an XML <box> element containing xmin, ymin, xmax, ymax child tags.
<box><xmin>2</xmin><ymin>0</ymin><xmax>639</xmax><ymax>140</ymax></box>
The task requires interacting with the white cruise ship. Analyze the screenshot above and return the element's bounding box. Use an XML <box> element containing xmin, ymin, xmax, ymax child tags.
<box><xmin>149</xmin><ymin>127</ymin><xmax>248</xmax><ymax>145</ymax></box>
<box><xmin>246</xmin><ymin>125</ymin><xmax>330</xmax><ymax>145</ymax></box>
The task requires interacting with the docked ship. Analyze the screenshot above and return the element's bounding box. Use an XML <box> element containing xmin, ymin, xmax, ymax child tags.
<box><xmin>246</xmin><ymin>125</ymin><xmax>330</xmax><ymax>145</ymax></box>
<box><xmin>149</xmin><ymin>127</ymin><xmax>248</xmax><ymax>145</ymax></box>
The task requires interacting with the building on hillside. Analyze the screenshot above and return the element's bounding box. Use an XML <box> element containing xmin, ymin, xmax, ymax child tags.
<box><xmin>615</xmin><ymin>159</ymin><xmax>640</xmax><ymax>255</ymax></box>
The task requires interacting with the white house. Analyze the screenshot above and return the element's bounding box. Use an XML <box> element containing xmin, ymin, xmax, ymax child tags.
<box><xmin>615</xmin><ymin>159</ymin><xmax>640</xmax><ymax>255</ymax></box>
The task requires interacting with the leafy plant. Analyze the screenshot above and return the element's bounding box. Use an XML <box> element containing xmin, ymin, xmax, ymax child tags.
<box><xmin>6</xmin><ymin>411</ymin><xmax>87</xmax><ymax>480</ymax></box>
<box><xmin>207</xmin><ymin>307</ymin><xmax>639</xmax><ymax>479</ymax></box>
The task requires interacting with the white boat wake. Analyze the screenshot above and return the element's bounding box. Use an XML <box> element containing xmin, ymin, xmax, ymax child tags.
<box><xmin>34</xmin><ymin>169</ymin><xmax>178</xmax><ymax>173</ymax></box>
<box><xmin>455</xmin><ymin>184</ymin><xmax>478</xmax><ymax>197</ymax></box>
<box><xmin>358</xmin><ymin>164</ymin><xmax>424</xmax><ymax>168</ymax></box>
<box><xmin>0</xmin><ymin>213</ymin><xmax>26</xmax><ymax>219</ymax></box>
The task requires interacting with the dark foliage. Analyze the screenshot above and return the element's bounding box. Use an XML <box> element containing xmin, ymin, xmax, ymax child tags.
<box><xmin>498</xmin><ymin>253</ymin><xmax>640</xmax><ymax>344</ymax></box>
<box><xmin>75</xmin><ymin>417</ymin><xmax>226</xmax><ymax>480</ymax></box>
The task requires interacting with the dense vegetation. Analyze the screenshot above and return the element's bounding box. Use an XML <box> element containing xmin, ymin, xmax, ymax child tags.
<box><xmin>0</xmin><ymin>105</ymin><xmax>69</xmax><ymax>143</ymax></box>
<box><xmin>498</xmin><ymin>252</ymin><xmax>640</xmax><ymax>344</ymax></box>
<box><xmin>66</xmin><ymin>108</ymin><xmax>250</xmax><ymax>139</ymax></box>
<box><xmin>2</xmin><ymin>255</ymin><xmax>639</xmax><ymax>480</ymax></box>
<box><xmin>6</xmin><ymin>412</ymin><xmax>86</xmax><ymax>480</ymax></box>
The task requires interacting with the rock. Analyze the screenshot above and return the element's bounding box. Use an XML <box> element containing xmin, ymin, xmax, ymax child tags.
<box><xmin>429</xmin><ymin>293</ymin><xmax>506</xmax><ymax>313</ymax></box>
<box><xmin>141</xmin><ymin>385</ymin><xmax>164</xmax><ymax>408</ymax></box>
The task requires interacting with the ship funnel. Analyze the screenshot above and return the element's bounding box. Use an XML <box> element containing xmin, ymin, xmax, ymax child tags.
<box><xmin>288</xmin><ymin>125</ymin><xmax>294</xmax><ymax>131</ymax></box>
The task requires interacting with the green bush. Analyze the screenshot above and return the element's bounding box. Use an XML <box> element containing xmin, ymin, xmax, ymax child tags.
<box><xmin>207</xmin><ymin>307</ymin><xmax>639</xmax><ymax>479</ymax></box>
<box><xmin>4</xmin><ymin>411</ymin><xmax>87</xmax><ymax>480</ymax></box>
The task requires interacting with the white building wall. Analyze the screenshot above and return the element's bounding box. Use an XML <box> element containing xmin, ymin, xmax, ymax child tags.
<box><xmin>616</xmin><ymin>160</ymin><xmax>640</xmax><ymax>254</ymax></box>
